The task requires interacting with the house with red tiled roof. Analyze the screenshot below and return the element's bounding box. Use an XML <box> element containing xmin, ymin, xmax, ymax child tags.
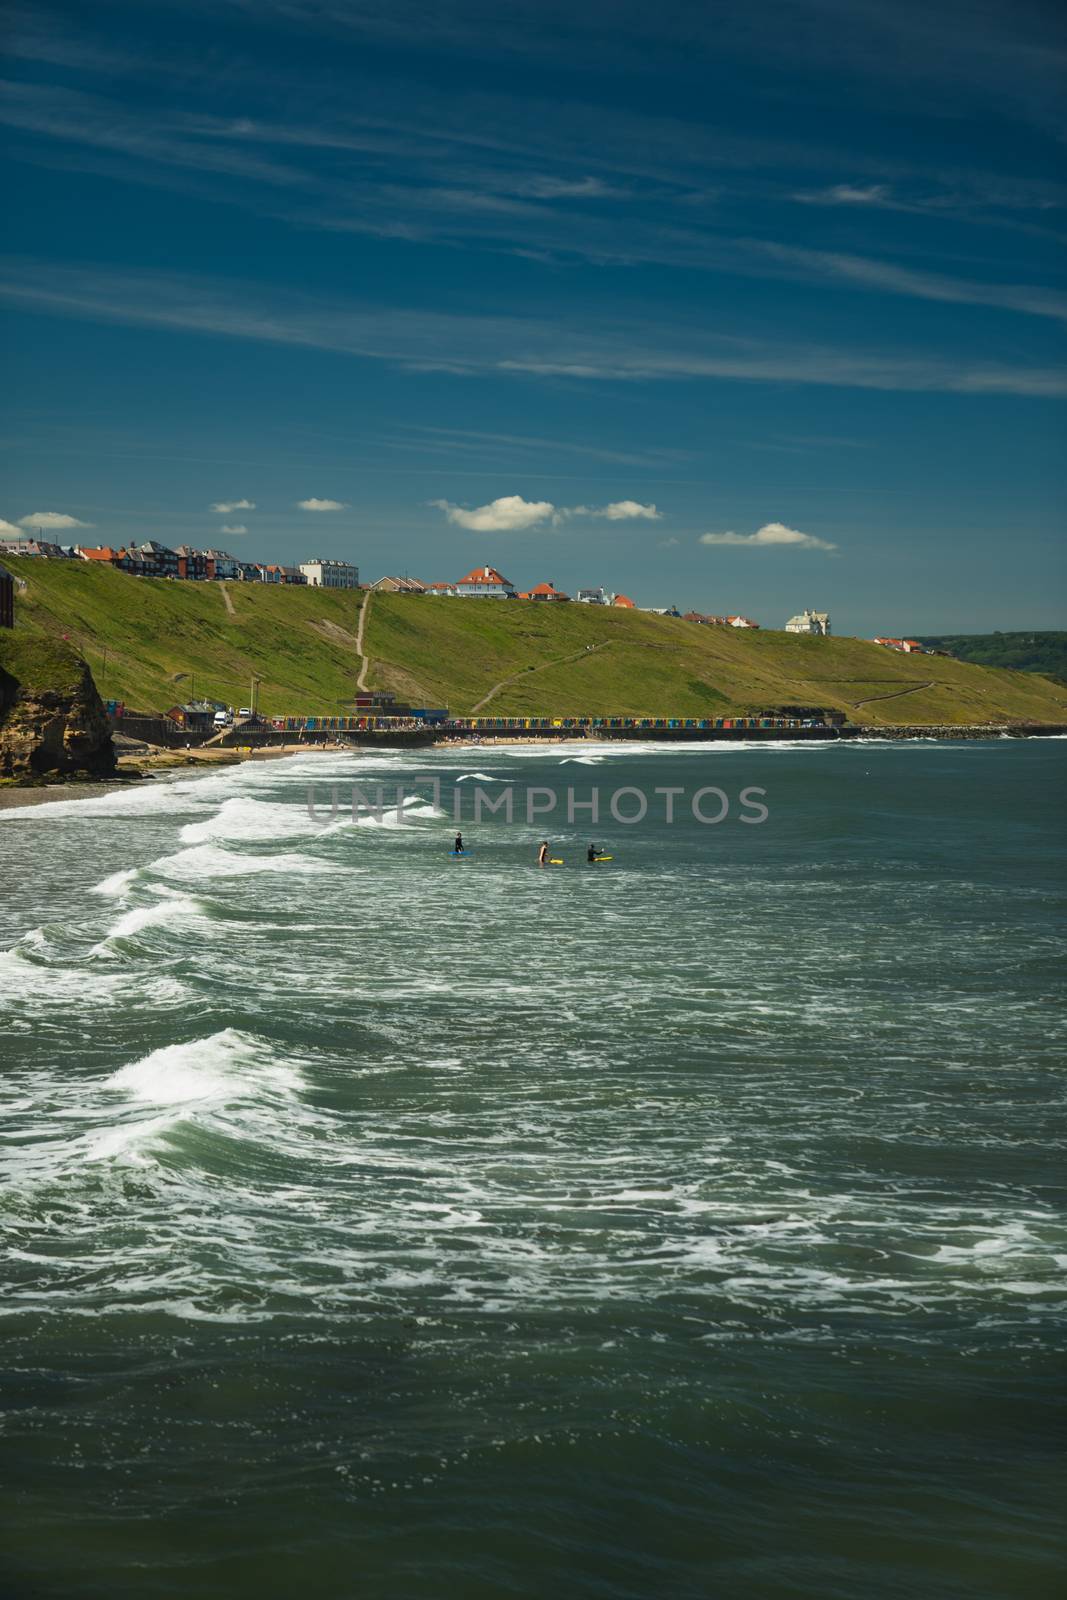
<box><xmin>611</xmin><ymin>593</ymin><xmax>635</xmax><ymax>609</ymax></box>
<box><xmin>519</xmin><ymin>580</ymin><xmax>570</xmax><ymax>601</ymax></box>
<box><xmin>874</xmin><ymin>637</ymin><xmax>924</xmax><ymax>653</ymax></box>
<box><xmin>454</xmin><ymin>564</ymin><xmax>516</xmax><ymax>598</ymax></box>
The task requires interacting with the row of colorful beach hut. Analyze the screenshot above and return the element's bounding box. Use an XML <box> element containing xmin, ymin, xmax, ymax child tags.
<box><xmin>269</xmin><ymin>713</ymin><xmax>817</xmax><ymax>732</ymax></box>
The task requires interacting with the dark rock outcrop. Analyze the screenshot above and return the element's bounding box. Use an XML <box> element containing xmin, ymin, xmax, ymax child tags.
<box><xmin>0</xmin><ymin>635</ymin><xmax>116</xmax><ymax>780</ymax></box>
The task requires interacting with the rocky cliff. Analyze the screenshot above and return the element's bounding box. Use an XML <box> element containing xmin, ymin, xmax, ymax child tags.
<box><xmin>0</xmin><ymin>632</ymin><xmax>116</xmax><ymax>780</ymax></box>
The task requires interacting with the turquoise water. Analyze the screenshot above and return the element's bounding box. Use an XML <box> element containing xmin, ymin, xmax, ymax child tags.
<box><xmin>2</xmin><ymin>740</ymin><xmax>1065</xmax><ymax>1599</ymax></box>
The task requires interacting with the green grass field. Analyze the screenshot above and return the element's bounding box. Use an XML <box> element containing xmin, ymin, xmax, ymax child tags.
<box><xmin>8</xmin><ymin>560</ymin><xmax>1067</xmax><ymax>726</ymax></box>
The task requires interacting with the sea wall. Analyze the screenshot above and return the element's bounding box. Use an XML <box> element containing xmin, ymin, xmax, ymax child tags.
<box><xmin>841</xmin><ymin>723</ymin><xmax>1067</xmax><ymax>741</ymax></box>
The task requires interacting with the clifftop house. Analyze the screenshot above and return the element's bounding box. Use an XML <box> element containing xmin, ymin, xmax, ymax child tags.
<box><xmin>874</xmin><ymin>637</ymin><xmax>924</xmax><ymax>653</ymax></box>
<box><xmin>519</xmin><ymin>581</ymin><xmax>570</xmax><ymax>601</ymax></box>
<box><xmin>785</xmin><ymin>609</ymin><xmax>831</xmax><ymax>635</ymax></box>
<box><xmin>300</xmin><ymin>558</ymin><xmax>360</xmax><ymax>589</ymax></box>
<box><xmin>454</xmin><ymin>565</ymin><xmax>517</xmax><ymax>598</ymax></box>
<box><xmin>370</xmin><ymin>575</ymin><xmax>426</xmax><ymax>593</ymax></box>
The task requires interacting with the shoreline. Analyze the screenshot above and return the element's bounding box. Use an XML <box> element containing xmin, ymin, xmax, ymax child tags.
<box><xmin>0</xmin><ymin>742</ymin><xmax>342</xmax><ymax>812</ymax></box>
<box><xmin>1</xmin><ymin>725</ymin><xmax>1063</xmax><ymax>813</ymax></box>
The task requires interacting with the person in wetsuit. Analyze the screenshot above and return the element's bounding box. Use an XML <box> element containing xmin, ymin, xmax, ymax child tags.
<box><xmin>587</xmin><ymin>844</ymin><xmax>598</xmax><ymax>863</ymax></box>
<box><xmin>454</xmin><ymin>833</ymin><xmax>464</xmax><ymax>853</ymax></box>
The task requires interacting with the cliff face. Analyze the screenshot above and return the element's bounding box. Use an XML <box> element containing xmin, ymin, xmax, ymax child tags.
<box><xmin>0</xmin><ymin>634</ymin><xmax>116</xmax><ymax>780</ymax></box>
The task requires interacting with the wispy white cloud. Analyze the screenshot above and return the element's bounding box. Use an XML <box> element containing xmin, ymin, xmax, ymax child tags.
<box><xmin>211</xmin><ymin>498</ymin><xmax>256</xmax><ymax>512</ymax></box>
<box><xmin>298</xmin><ymin>497</ymin><xmax>348</xmax><ymax>510</ymax></box>
<box><xmin>431</xmin><ymin>494</ymin><xmax>555</xmax><ymax>531</ymax></box>
<box><xmin>2</xmin><ymin>262</ymin><xmax>1063</xmax><ymax>397</ymax></box>
<box><xmin>18</xmin><ymin>510</ymin><xmax>93</xmax><ymax>529</ymax></box>
<box><xmin>795</xmin><ymin>182</ymin><xmax>893</xmax><ymax>207</ymax></box>
<box><xmin>754</xmin><ymin>241</ymin><xmax>1067</xmax><ymax>324</ymax></box>
<box><xmin>220</xmin><ymin>522</ymin><xmax>248</xmax><ymax>534</ymax></box>
<box><xmin>0</xmin><ymin>517</ymin><xmax>24</xmax><ymax>536</ymax></box>
<box><xmin>699</xmin><ymin>521</ymin><xmax>836</xmax><ymax>551</ymax></box>
<box><xmin>589</xmin><ymin>500</ymin><xmax>661</xmax><ymax>521</ymax></box>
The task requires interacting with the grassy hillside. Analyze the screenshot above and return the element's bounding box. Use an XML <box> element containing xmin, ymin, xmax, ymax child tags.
<box><xmin>918</xmin><ymin>631</ymin><xmax>1067</xmax><ymax>684</ymax></box>
<box><xmin>10</xmin><ymin>560</ymin><xmax>1067</xmax><ymax>725</ymax></box>
<box><xmin>364</xmin><ymin>593</ymin><xmax>1067</xmax><ymax>724</ymax></box>
<box><xmin>13</xmin><ymin>560</ymin><xmax>367</xmax><ymax>714</ymax></box>
<box><xmin>0</xmin><ymin>628</ymin><xmax>87</xmax><ymax>705</ymax></box>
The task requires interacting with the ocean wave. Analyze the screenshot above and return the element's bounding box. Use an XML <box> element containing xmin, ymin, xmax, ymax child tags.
<box><xmin>89</xmin><ymin>893</ymin><xmax>203</xmax><ymax>955</ymax></box>
<box><xmin>150</xmin><ymin>843</ymin><xmax>349</xmax><ymax>880</ymax></box>
<box><xmin>105</xmin><ymin>1028</ymin><xmax>302</xmax><ymax>1107</ymax></box>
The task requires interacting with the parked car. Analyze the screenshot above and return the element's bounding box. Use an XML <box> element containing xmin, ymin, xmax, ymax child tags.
<box><xmin>237</xmin><ymin>707</ymin><xmax>254</xmax><ymax>719</ymax></box>
<box><xmin>212</xmin><ymin>710</ymin><xmax>231</xmax><ymax>727</ymax></box>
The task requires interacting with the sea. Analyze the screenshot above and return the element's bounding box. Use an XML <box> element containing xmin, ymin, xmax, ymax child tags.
<box><xmin>1</xmin><ymin>739</ymin><xmax>1065</xmax><ymax>1600</ymax></box>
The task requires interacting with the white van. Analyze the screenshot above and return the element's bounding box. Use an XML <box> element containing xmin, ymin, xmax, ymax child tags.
<box><xmin>213</xmin><ymin>710</ymin><xmax>230</xmax><ymax>727</ymax></box>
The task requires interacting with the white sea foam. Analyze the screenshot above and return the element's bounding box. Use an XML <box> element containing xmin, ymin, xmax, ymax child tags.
<box><xmin>90</xmin><ymin>867</ymin><xmax>140</xmax><ymax>898</ymax></box>
<box><xmin>90</xmin><ymin>894</ymin><xmax>202</xmax><ymax>953</ymax></box>
<box><xmin>105</xmin><ymin>1029</ymin><xmax>301</xmax><ymax>1107</ymax></box>
<box><xmin>456</xmin><ymin>773</ymin><xmax>504</xmax><ymax>782</ymax></box>
<box><xmin>152</xmin><ymin>844</ymin><xmax>345</xmax><ymax>880</ymax></box>
<box><xmin>0</xmin><ymin>943</ymin><xmax>188</xmax><ymax>1008</ymax></box>
<box><xmin>180</xmin><ymin>796</ymin><xmax>323</xmax><ymax>845</ymax></box>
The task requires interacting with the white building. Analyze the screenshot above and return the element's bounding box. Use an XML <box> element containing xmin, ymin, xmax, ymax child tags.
<box><xmin>576</xmin><ymin>587</ymin><xmax>607</xmax><ymax>604</ymax></box>
<box><xmin>785</xmin><ymin>609</ymin><xmax>831</xmax><ymax>636</ymax></box>
<box><xmin>299</xmin><ymin>558</ymin><xmax>360</xmax><ymax>589</ymax></box>
<box><xmin>728</xmin><ymin>615</ymin><xmax>760</xmax><ymax>629</ymax></box>
<box><xmin>454</xmin><ymin>564</ymin><xmax>516</xmax><ymax>598</ymax></box>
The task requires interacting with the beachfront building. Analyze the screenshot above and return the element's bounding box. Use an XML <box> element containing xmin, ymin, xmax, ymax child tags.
<box><xmin>785</xmin><ymin>609</ymin><xmax>831</xmax><ymax>635</ymax></box>
<box><xmin>425</xmin><ymin>581</ymin><xmax>458</xmax><ymax>596</ymax></box>
<box><xmin>611</xmin><ymin>594</ymin><xmax>636</xmax><ymax>609</ymax></box>
<box><xmin>728</xmin><ymin>615</ymin><xmax>760</xmax><ymax>629</ymax></box>
<box><xmin>370</xmin><ymin>575</ymin><xmax>426</xmax><ymax>593</ymax></box>
<box><xmin>519</xmin><ymin>581</ymin><xmax>570</xmax><ymax>602</ymax></box>
<box><xmin>454</xmin><ymin>565</ymin><xmax>517</xmax><ymax>598</ymax></box>
<box><xmin>300</xmin><ymin>558</ymin><xmax>360</xmax><ymax>589</ymax></box>
<box><xmin>576</xmin><ymin>587</ymin><xmax>607</xmax><ymax>604</ymax></box>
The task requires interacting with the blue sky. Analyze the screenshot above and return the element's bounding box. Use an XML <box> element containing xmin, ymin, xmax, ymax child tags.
<box><xmin>1</xmin><ymin>0</ymin><xmax>1064</xmax><ymax>633</ymax></box>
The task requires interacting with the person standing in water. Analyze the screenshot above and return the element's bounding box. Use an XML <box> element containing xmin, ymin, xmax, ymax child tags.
<box><xmin>538</xmin><ymin>841</ymin><xmax>549</xmax><ymax>866</ymax></box>
<box><xmin>454</xmin><ymin>832</ymin><xmax>464</xmax><ymax>853</ymax></box>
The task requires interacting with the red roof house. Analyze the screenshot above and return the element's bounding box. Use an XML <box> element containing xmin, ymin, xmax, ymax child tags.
<box><xmin>519</xmin><ymin>581</ymin><xmax>570</xmax><ymax>601</ymax></box>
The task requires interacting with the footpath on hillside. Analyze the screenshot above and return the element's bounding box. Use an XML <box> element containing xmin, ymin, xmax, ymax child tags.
<box><xmin>471</xmin><ymin>642</ymin><xmax>612</xmax><ymax>713</ymax></box>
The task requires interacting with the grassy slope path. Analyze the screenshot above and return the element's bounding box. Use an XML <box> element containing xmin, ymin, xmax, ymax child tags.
<box><xmin>470</xmin><ymin>642</ymin><xmax>612</xmax><ymax>713</ymax></box>
<box><xmin>354</xmin><ymin>590</ymin><xmax>372</xmax><ymax>692</ymax></box>
<box><xmin>9</xmin><ymin>564</ymin><xmax>1067</xmax><ymax>725</ymax></box>
<box><xmin>852</xmin><ymin>680</ymin><xmax>936</xmax><ymax>708</ymax></box>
